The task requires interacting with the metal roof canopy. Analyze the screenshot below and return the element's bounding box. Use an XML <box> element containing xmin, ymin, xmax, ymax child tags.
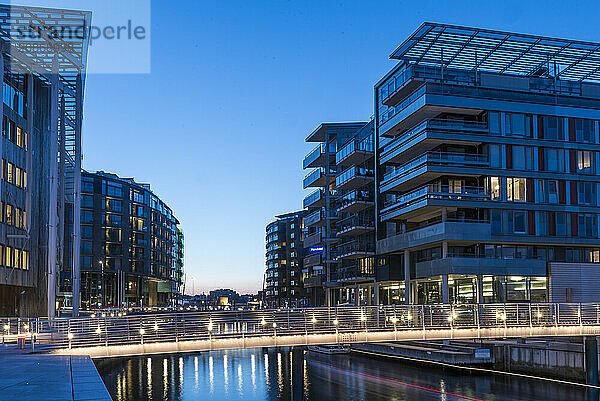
<box><xmin>390</xmin><ymin>22</ymin><xmax>600</xmax><ymax>83</ymax></box>
<box><xmin>0</xmin><ymin>4</ymin><xmax>90</xmax><ymax>196</ymax></box>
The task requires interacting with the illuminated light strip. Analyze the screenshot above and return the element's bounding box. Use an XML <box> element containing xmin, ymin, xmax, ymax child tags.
<box><xmin>311</xmin><ymin>361</ymin><xmax>485</xmax><ymax>401</ymax></box>
<box><xmin>351</xmin><ymin>349</ymin><xmax>600</xmax><ymax>389</ymax></box>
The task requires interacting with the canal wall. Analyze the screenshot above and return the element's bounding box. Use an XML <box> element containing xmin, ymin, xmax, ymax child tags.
<box><xmin>352</xmin><ymin>338</ymin><xmax>589</xmax><ymax>382</ymax></box>
<box><xmin>490</xmin><ymin>339</ymin><xmax>585</xmax><ymax>381</ymax></box>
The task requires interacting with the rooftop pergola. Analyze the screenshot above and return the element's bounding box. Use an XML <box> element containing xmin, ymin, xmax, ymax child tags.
<box><xmin>390</xmin><ymin>23</ymin><xmax>600</xmax><ymax>82</ymax></box>
<box><xmin>0</xmin><ymin>4</ymin><xmax>90</xmax><ymax>171</ymax></box>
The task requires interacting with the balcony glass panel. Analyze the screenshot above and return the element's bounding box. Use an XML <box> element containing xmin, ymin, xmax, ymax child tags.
<box><xmin>383</xmin><ymin>184</ymin><xmax>489</xmax><ymax>209</ymax></box>
<box><xmin>336</xmin><ymin>138</ymin><xmax>374</xmax><ymax>164</ymax></box>
<box><xmin>382</xmin><ymin>152</ymin><xmax>488</xmax><ymax>183</ymax></box>
<box><xmin>336</xmin><ymin>166</ymin><xmax>374</xmax><ymax>187</ymax></box>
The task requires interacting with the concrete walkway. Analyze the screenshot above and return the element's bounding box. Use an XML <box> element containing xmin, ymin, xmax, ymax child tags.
<box><xmin>0</xmin><ymin>351</ymin><xmax>112</xmax><ymax>401</ymax></box>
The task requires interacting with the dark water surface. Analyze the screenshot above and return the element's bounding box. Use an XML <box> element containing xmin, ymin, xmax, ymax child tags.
<box><xmin>95</xmin><ymin>348</ymin><xmax>595</xmax><ymax>400</ymax></box>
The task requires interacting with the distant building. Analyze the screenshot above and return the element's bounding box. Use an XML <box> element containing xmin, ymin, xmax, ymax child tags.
<box><xmin>60</xmin><ymin>171</ymin><xmax>183</xmax><ymax>309</ymax></box>
<box><xmin>264</xmin><ymin>211</ymin><xmax>308</xmax><ymax>308</ymax></box>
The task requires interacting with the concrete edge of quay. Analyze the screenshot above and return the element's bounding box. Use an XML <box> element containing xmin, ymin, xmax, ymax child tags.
<box><xmin>0</xmin><ymin>351</ymin><xmax>112</xmax><ymax>401</ymax></box>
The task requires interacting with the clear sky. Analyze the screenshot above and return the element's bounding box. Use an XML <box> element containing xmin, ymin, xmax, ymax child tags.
<box><xmin>78</xmin><ymin>0</ymin><xmax>600</xmax><ymax>294</ymax></box>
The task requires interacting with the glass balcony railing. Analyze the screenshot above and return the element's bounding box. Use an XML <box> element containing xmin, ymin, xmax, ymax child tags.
<box><xmin>303</xmin><ymin>142</ymin><xmax>337</xmax><ymax>169</ymax></box>
<box><xmin>337</xmin><ymin>189</ymin><xmax>373</xmax><ymax>210</ymax></box>
<box><xmin>337</xmin><ymin>215</ymin><xmax>375</xmax><ymax>233</ymax></box>
<box><xmin>303</xmin><ymin>188</ymin><xmax>338</xmax><ymax>209</ymax></box>
<box><xmin>303</xmin><ymin>166</ymin><xmax>338</xmax><ymax>188</ymax></box>
<box><xmin>383</xmin><ymin>184</ymin><xmax>489</xmax><ymax>210</ymax></box>
<box><xmin>337</xmin><ymin>240</ymin><xmax>375</xmax><ymax>257</ymax></box>
<box><xmin>381</xmin><ymin>119</ymin><xmax>488</xmax><ymax>159</ymax></box>
<box><xmin>337</xmin><ymin>265</ymin><xmax>375</xmax><ymax>280</ymax></box>
<box><xmin>335</xmin><ymin>166</ymin><xmax>374</xmax><ymax>188</ymax></box>
<box><xmin>336</xmin><ymin>139</ymin><xmax>374</xmax><ymax>164</ymax></box>
<box><xmin>382</xmin><ymin>152</ymin><xmax>489</xmax><ymax>183</ymax></box>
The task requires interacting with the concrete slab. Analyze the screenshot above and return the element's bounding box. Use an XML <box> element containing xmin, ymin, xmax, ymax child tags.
<box><xmin>0</xmin><ymin>351</ymin><xmax>111</xmax><ymax>401</ymax></box>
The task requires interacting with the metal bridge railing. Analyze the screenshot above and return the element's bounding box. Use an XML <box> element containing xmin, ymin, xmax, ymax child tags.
<box><xmin>2</xmin><ymin>303</ymin><xmax>600</xmax><ymax>351</ymax></box>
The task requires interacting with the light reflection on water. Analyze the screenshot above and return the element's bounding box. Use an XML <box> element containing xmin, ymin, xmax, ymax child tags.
<box><xmin>95</xmin><ymin>348</ymin><xmax>594</xmax><ymax>401</ymax></box>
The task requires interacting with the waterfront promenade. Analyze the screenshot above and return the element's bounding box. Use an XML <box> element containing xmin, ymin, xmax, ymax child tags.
<box><xmin>0</xmin><ymin>350</ymin><xmax>111</xmax><ymax>401</ymax></box>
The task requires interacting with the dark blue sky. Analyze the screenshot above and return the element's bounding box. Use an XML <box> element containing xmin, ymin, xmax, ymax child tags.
<box><xmin>80</xmin><ymin>0</ymin><xmax>600</xmax><ymax>293</ymax></box>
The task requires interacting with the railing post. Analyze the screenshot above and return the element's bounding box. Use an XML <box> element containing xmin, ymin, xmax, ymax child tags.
<box><xmin>579</xmin><ymin>303</ymin><xmax>583</xmax><ymax>335</ymax></box>
<box><xmin>421</xmin><ymin>305</ymin><xmax>426</xmax><ymax>340</ymax></box>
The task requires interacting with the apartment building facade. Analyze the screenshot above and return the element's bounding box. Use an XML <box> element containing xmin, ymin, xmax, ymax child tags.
<box><xmin>375</xmin><ymin>23</ymin><xmax>600</xmax><ymax>305</ymax></box>
<box><xmin>60</xmin><ymin>171</ymin><xmax>183</xmax><ymax>309</ymax></box>
<box><xmin>265</xmin><ymin>211</ymin><xmax>307</xmax><ymax>308</ymax></box>
<box><xmin>302</xmin><ymin>123</ymin><xmax>368</xmax><ymax>306</ymax></box>
<box><xmin>0</xmin><ymin>6</ymin><xmax>88</xmax><ymax>317</ymax></box>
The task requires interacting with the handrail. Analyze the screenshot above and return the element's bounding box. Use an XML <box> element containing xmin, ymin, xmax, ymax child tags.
<box><xmin>4</xmin><ymin>303</ymin><xmax>600</xmax><ymax>352</ymax></box>
<box><xmin>383</xmin><ymin>185</ymin><xmax>489</xmax><ymax>209</ymax></box>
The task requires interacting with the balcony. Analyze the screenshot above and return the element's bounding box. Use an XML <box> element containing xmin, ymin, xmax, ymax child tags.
<box><xmin>304</xmin><ymin>252</ymin><xmax>323</xmax><ymax>268</ymax></box>
<box><xmin>380</xmin><ymin>152</ymin><xmax>488</xmax><ymax>193</ymax></box>
<box><xmin>303</xmin><ymin>274</ymin><xmax>324</xmax><ymax>288</ymax></box>
<box><xmin>304</xmin><ymin>208</ymin><xmax>339</xmax><ymax>228</ymax></box>
<box><xmin>335</xmin><ymin>166</ymin><xmax>374</xmax><ymax>191</ymax></box>
<box><xmin>337</xmin><ymin>189</ymin><xmax>374</xmax><ymax>213</ymax></box>
<box><xmin>336</xmin><ymin>240</ymin><xmax>375</xmax><ymax>259</ymax></box>
<box><xmin>380</xmin><ymin>119</ymin><xmax>489</xmax><ymax>165</ymax></box>
<box><xmin>303</xmin><ymin>166</ymin><xmax>338</xmax><ymax>189</ymax></box>
<box><xmin>337</xmin><ymin>215</ymin><xmax>375</xmax><ymax>236</ymax></box>
<box><xmin>377</xmin><ymin>221</ymin><xmax>492</xmax><ymax>255</ymax></box>
<box><xmin>381</xmin><ymin>185</ymin><xmax>489</xmax><ymax>221</ymax></box>
<box><xmin>303</xmin><ymin>142</ymin><xmax>336</xmax><ymax>169</ymax></box>
<box><xmin>336</xmin><ymin>139</ymin><xmax>374</xmax><ymax>166</ymax></box>
<box><xmin>337</xmin><ymin>265</ymin><xmax>375</xmax><ymax>283</ymax></box>
<box><xmin>303</xmin><ymin>231</ymin><xmax>322</xmax><ymax>248</ymax></box>
<box><xmin>303</xmin><ymin>188</ymin><xmax>338</xmax><ymax>209</ymax></box>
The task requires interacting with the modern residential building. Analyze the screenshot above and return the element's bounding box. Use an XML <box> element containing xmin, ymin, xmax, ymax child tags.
<box><xmin>0</xmin><ymin>6</ymin><xmax>88</xmax><ymax>317</ymax></box>
<box><xmin>59</xmin><ymin>171</ymin><xmax>183</xmax><ymax>310</ymax></box>
<box><xmin>265</xmin><ymin>211</ymin><xmax>307</xmax><ymax>308</ymax></box>
<box><xmin>302</xmin><ymin>122</ymin><xmax>368</xmax><ymax>306</ymax></box>
<box><xmin>374</xmin><ymin>23</ymin><xmax>600</xmax><ymax>305</ymax></box>
<box><xmin>335</xmin><ymin>121</ymin><xmax>377</xmax><ymax>305</ymax></box>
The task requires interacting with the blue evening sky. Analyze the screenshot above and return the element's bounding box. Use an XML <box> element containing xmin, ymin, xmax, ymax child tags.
<box><xmin>80</xmin><ymin>0</ymin><xmax>599</xmax><ymax>294</ymax></box>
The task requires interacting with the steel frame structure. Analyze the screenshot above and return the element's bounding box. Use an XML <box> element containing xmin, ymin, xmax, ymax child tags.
<box><xmin>391</xmin><ymin>22</ymin><xmax>600</xmax><ymax>82</ymax></box>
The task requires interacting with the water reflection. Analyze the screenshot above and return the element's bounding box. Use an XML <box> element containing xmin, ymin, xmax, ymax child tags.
<box><xmin>95</xmin><ymin>348</ymin><xmax>594</xmax><ymax>401</ymax></box>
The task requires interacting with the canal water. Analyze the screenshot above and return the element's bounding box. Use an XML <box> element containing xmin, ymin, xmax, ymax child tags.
<box><xmin>95</xmin><ymin>348</ymin><xmax>595</xmax><ymax>400</ymax></box>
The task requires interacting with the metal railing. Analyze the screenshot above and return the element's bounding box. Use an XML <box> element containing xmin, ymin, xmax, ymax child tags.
<box><xmin>4</xmin><ymin>303</ymin><xmax>600</xmax><ymax>352</ymax></box>
<box><xmin>383</xmin><ymin>185</ymin><xmax>489</xmax><ymax>209</ymax></box>
<box><xmin>382</xmin><ymin>152</ymin><xmax>489</xmax><ymax>183</ymax></box>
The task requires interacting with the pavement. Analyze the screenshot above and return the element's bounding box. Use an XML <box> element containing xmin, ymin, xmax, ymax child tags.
<box><xmin>0</xmin><ymin>348</ymin><xmax>112</xmax><ymax>401</ymax></box>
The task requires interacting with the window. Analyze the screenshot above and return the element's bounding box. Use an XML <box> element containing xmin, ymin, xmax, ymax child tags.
<box><xmin>6</xmin><ymin>162</ymin><xmax>13</xmax><ymax>184</ymax></box>
<box><xmin>82</xmin><ymin>225</ymin><xmax>93</xmax><ymax>239</ymax></box>
<box><xmin>514</xmin><ymin>211</ymin><xmax>527</xmax><ymax>234</ymax></box>
<box><xmin>491</xmin><ymin>210</ymin><xmax>502</xmax><ymax>233</ymax></box>
<box><xmin>578</xmin><ymin>151</ymin><xmax>594</xmax><ymax>173</ymax></box>
<box><xmin>489</xmin><ymin>112</ymin><xmax>501</xmax><ymax>134</ymax></box>
<box><xmin>575</xmin><ymin>119</ymin><xmax>594</xmax><ymax>143</ymax></box>
<box><xmin>556</xmin><ymin>212</ymin><xmax>568</xmax><ymax>236</ymax></box>
<box><xmin>544</xmin><ymin>116</ymin><xmax>563</xmax><ymax>140</ymax></box>
<box><xmin>544</xmin><ymin>148</ymin><xmax>565</xmax><ymax>172</ymax></box>
<box><xmin>578</xmin><ymin>182</ymin><xmax>596</xmax><ymax>206</ymax></box>
<box><xmin>507</xmin><ymin>178</ymin><xmax>526</xmax><ymax>202</ymax></box>
<box><xmin>82</xmin><ymin>178</ymin><xmax>94</xmax><ymax>193</ymax></box>
<box><xmin>547</xmin><ymin>180</ymin><xmax>558</xmax><ymax>204</ymax></box>
<box><xmin>489</xmin><ymin>144</ymin><xmax>502</xmax><ymax>168</ymax></box>
<box><xmin>578</xmin><ymin>214</ymin><xmax>598</xmax><ymax>238</ymax></box>
<box><xmin>536</xmin><ymin>211</ymin><xmax>548</xmax><ymax>236</ymax></box>
<box><xmin>81</xmin><ymin>210</ymin><xmax>93</xmax><ymax>224</ymax></box>
<box><xmin>506</xmin><ymin>113</ymin><xmax>526</xmax><ymax>136</ymax></box>
<box><xmin>82</xmin><ymin>195</ymin><xmax>93</xmax><ymax>208</ymax></box>
<box><xmin>512</xmin><ymin>146</ymin><xmax>533</xmax><ymax>170</ymax></box>
<box><xmin>5</xmin><ymin>204</ymin><xmax>13</xmax><ymax>226</ymax></box>
<box><xmin>490</xmin><ymin>177</ymin><xmax>501</xmax><ymax>200</ymax></box>
<box><xmin>448</xmin><ymin>179</ymin><xmax>463</xmax><ymax>194</ymax></box>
